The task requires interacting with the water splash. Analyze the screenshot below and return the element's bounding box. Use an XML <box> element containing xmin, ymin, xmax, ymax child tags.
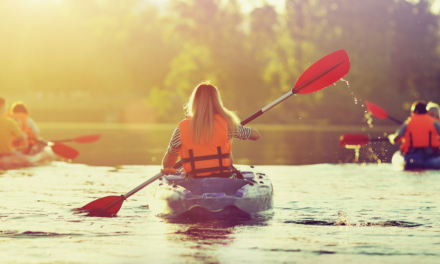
<box><xmin>340</xmin><ymin>78</ymin><xmax>350</xmax><ymax>87</ymax></box>
<box><xmin>335</xmin><ymin>210</ymin><xmax>351</xmax><ymax>226</ymax></box>
<box><xmin>364</xmin><ymin>112</ymin><xmax>374</xmax><ymax>128</ymax></box>
<box><xmin>344</xmin><ymin>145</ymin><xmax>360</xmax><ymax>162</ymax></box>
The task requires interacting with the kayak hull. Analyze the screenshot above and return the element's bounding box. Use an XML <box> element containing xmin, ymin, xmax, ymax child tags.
<box><xmin>148</xmin><ymin>166</ymin><xmax>273</xmax><ymax>219</ymax></box>
<box><xmin>392</xmin><ymin>150</ymin><xmax>440</xmax><ymax>171</ymax></box>
<box><xmin>0</xmin><ymin>146</ymin><xmax>55</xmax><ymax>170</ymax></box>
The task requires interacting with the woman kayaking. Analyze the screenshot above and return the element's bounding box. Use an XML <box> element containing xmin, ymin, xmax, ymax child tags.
<box><xmin>161</xmin><ymin>82</ymin><xmax>260</xmax><ymax>177</ymax></box>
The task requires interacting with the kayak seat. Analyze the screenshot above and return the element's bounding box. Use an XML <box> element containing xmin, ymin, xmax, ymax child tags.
<box><xmin>176</xmin><ymin>178</ymin><xmax>249</xmax><ymax>196</ymax></box>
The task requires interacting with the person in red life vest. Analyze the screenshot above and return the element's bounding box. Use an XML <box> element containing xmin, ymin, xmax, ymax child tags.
<box><xmin>388</xmin><ymin>100</ymin><xmax>440</xmax><ymax>168</ymax></box>
<box><xmin>7</xmin><ymin>101</ymin><xmax>40</xmax><ymax>154</ymax></box>
<box><xmin>161</xmin><ymin>82</ymin><xmax>260</xmax><ymax>177</ymax></box>
<box><xmin>0</xmin><ymin>97</ymin><xmax>28</xmax><ymax>157</ymax></box>
<box><xmin>427</xmin><ymin>101</ymin><xmax>440</xmax><ymax>121</ymax></box>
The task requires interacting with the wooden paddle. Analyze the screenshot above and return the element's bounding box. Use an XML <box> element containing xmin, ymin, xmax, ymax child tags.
<box><xmin>339</xmin><ymin>134</ymin><xmax>389</xmax><ymax>147</ymax></box>
<box><xmin>78</xmin><ymin>49</ymin><xmax>351</xmax><ymax>217</ymax></box>
<box><xmin>53</xmin><ymin>134</ymin><xmax>101</xmax><ymax>144</ymax></box>
<box><xmin>365</xmin><ymin>101</ymin><xmax>403</xmax><ymax>125</ymax></box>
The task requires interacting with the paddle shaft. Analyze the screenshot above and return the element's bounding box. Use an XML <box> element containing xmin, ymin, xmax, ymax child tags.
<box><xmin>124</xmin><ymin>172</ymin><xmax>163</xmax><ymax>199</ymax></box>
<box><xmin>53</xmin><ymin>134</ymin><xmax>101</xmax><ymax>143</ymax></box>
<box><xmin>388</xmin><ymin>115</ymin><xmax>403</xmax><ymax>125</ymax></box>
<box><xmin>99</xmin><ymin>172</ymin><xmax>164</xmax><ymax>211</ymax></box>
<box><xmin>100</xmin><ymin>161</ymin><xmax>184</xmax><ymax>211</ymax></box>
<box><xmin>340</xmin><ymin>135</ymin><xmax>389</xmax><ymax>147</ymax></box>
<box><xmin>241</xmin><ymin>60</ymin><xmax>346</xmax><ymax>126</ymax></box>
<box><xmin>370</xmin><ymin>138</ymin><xmax>389</xmax><ymax>142</ymax></box>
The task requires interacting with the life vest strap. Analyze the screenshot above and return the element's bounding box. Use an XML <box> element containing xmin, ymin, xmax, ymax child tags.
<box><xmin>429</xmin><ymin>131</ymin><xmax>432</xmax><ymax>148</ymax></box>
<box><xmin>409</xmin><ymin>131</ymin><xmax>434</xmax><ymax>148</ymax></box>
<box><xmin>180</xmin><ymin>153</ymin><xmax>230</xmax><ymax>163</ymax></box>
<box><xmin>187</xmin><ymin>166</ymin><xmax>232</xmax><ymax>176</ymax></box>
<box><xmin>182</xmin><ymin>146</ymin><xmax>231</xmax><ymax>177</ymax></box>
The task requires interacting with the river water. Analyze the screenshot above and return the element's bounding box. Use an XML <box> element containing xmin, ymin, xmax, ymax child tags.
<box><xmin>1</xmin><ymin>161</ymin><xmax>439</xmax><ymax>264</ymax></box>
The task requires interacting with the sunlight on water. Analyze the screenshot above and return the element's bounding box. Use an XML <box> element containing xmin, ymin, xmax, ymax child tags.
<box><xmin>1</xmin><ymin>162</ymin><xmax>440</xmax><ymax>263</ymax></box>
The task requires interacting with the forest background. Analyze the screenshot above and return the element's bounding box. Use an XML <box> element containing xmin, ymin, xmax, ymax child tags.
<box><xmin>1</xmin><ymin>0</ymin><xmax>439</xmax><ymax>126</ymax></box>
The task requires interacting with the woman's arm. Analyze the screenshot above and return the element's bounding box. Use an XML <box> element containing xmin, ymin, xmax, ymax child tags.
<box><xmin>161</xmin><ymin>151</ymin><xmax>179</xmax><ymax>174</ymax></box>
<box><xmin>247</xmin><ymin>127</ymin><xmax>260</xmax><ymax>141</ymax></box>
<box><xmin>161</xmin><ymin>127</ymin><xmax>181</xmax><ymax>174</ymax></box>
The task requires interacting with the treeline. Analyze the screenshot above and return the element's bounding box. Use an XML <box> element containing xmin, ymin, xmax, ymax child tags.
<box><xmin>0</xmin><ymin>0</ymin><xmax>439</xmax><ymax>124</ymax></box>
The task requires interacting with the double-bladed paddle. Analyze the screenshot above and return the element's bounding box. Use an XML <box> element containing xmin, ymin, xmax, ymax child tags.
<box><xmin>365</xmin><ymin>101</ymin><xmax>403</xmax><ymax>125</ymax></box>
<box><xmin>78</xmin><ymin>49</ymin><xmax>351</xmax><ymax>217</ymax></box>
<box><xmin>241</xmin><ymin>49</ymin><xmax>350</xmax><ymax>125</ymax></box>
<box><xmin>339</xmin><ymin>134</ymin><xmax>389</xmax><ymax>147</ymax></box>
<box><xmin>32</xmin><ymin>134</ymin><xmax>100</xmax><ymax>160</ymax></box>
<box><xmin>53</xmin><ymin>134</ymin><xmax>101</xmax><ymax>144</ymax></box>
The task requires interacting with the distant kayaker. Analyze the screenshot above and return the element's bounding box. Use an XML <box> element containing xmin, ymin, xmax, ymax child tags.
<box><xmin>0</xmin><ymin>98</ymin><xmax>28</xmax><ymax>157</ymax></box>
<box><xmin>161</xmin><ymin>82</ymin><xmax>260</xmax><ymax>177</ymax></box>
<box><xmin>427</xmin><ymin>101</ymin><xmax>440</xmax><ymax>121</ymax></box>
<box><xmin>6</xmin><ymin>101</ymin><xmax>40</xmax><ymax>154</ymax></box>
<box><xmin>388</xmin><ymin>100</ymin><xmax>440</xmax><ymax>168</ymax></box>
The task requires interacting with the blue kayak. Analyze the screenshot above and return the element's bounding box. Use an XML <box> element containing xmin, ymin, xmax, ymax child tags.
<box><xmin>147</xmin><ymin>166</ymin><xmax>274</xmax><ymax>219</ymax></box>
<box><xmin>392</xmin><ymin>150</ymin><xmax>440</xmax><ymax>171</ymax></box>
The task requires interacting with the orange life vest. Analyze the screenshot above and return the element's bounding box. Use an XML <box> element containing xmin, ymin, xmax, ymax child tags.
<box><xmin>400</xmin><ymin>114</ymin><xmax>440</xmax><ymax>153</ymax></box>
<box><xmin>178</xmin><ymin>115</ymin><xmax>232</xmax><ymax>177</ymax></box>
<box><xmin>6</xmin><ymin>112</ymin><xmax>37</xmax><ymax>153</ymax></box>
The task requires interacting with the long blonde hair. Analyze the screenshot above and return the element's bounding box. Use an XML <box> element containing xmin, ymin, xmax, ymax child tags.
<box><xmin>184</xmin><ymin>82</ymin><xmax>240</xmax><ymax>145</ymax></box>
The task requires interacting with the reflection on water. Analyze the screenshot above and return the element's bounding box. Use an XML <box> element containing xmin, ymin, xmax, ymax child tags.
<box><xmin>1</xmin><ymin>163</ymin><xmax>440</xmax><ymax>263</ymax></box>
<box><xmin>38</xmin><ymin>123</ymin><xmax>400</xmax><ymax>166</ymax></box>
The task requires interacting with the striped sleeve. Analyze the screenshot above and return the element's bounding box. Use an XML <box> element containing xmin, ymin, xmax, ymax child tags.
<box><xmin>231</xmin><ymin>125</ymin><xmax>252</xmax><ymax>140</ymax></box>
<box><xmin>167</xmin><ymin>127</ymin><xmax>181</xmax><ymax>156</ymax></box>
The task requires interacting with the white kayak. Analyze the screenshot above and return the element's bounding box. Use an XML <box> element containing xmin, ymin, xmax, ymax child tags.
<box><xmin>0</xmin><ymin>146</ymin><xmax>55</xmax><ymax>170</ymax></box>
<box><xmin>147</xmin><ymin>165</ymin><xmax>273</xmax><ymax>219</ymax></box>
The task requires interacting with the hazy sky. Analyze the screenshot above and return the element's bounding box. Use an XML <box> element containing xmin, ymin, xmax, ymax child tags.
<box><xmin>147</xmin><ymin>0</ymin><xmax>440</xmax><ymax>14</ymax></box>
<box><xmin>243</xmin><ymin>0</ymin><xmax>440</xmax><ymax>14</ymax></box>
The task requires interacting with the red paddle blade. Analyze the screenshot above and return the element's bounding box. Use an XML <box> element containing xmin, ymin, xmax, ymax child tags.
<box><xmin>293</xmin><ymin>49</ymin><xmax>350</xmax><ymax>94</ymax></box>
<box><xmin>78</xmin><ymin>195</ymin><xmax>124</xmax><ymax>217</ymax></box>
<box><xmin>365</xmin><ymin>101</ymin><xmax>388</xmax><ymax>119</ymax></box>
<box><xmin>339</xmin><ymin>134</ymin><xmax>370</xmax><ymax>147</ymax></box>
<box><xmin>51</xmin><ymin>142</ymin><xmax>79</xmax><ymax>159</ymax></box>
<box><xmin>74</xmin><ymin>134</ymin><xmax>101</xmax><ymax>144</ymax></box>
